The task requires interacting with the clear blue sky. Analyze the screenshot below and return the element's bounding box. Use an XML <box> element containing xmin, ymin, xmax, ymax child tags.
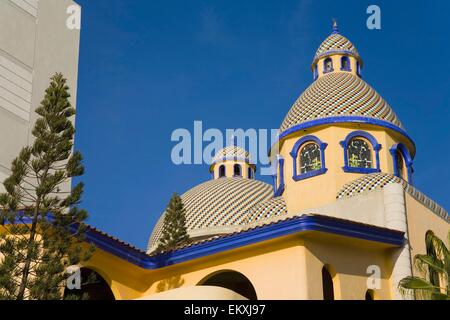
<box><xmin>73</xmin><ymin>0</ymin><xmax>450</xmax><ymax>249</ymax></box>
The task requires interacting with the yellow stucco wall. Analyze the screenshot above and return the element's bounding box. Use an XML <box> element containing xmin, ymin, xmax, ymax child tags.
<box><xmin>85</xmin><ymin>232</ymin><xmax>396</xmax><ymax>300</ymax></box>
<box><xmin>212</xmin><ymin>160</ymin><xmax>254</xmax><ymax>179</ymax></box>
<box><xmin>277</xmin><ymin>123</ymin><xmax>413</xmax><ymax>214</ymax></box>
<box><xmin>404</xmin><ymin>194</ymin><xmax>450</xmax><ymax>277</ymax></box>
<box><xmin>315</xmin><ymin>54</ymin><xmax>359</xmax><ymax>78</ymax></box>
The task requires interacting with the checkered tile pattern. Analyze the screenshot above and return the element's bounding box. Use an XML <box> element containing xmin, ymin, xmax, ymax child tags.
<box><xmin>337</xmin><ymin>173</ymin><xmax>449</xmax><ymax>222</ymax></box>
<box><xmin>212</xmin><ymin>146</ymin><xmax>251</xmax><ymax>163</ymax></box>
<box><xmin>148</xmin><ymin>177</ymin><xmax>273</xmax><ymax>250</ymax></box>
<box><xmin>279</xmin><ymin>72</ymin><xmax>404</xmax><ymax>132</ymax></box>
<box><xmin>313</xmin><ymin>33</ymin><xmax>360</xmax><ymax>62</ymax></box>
<box><xmin>241</xmin><ymin>197</ymin><xmax>288</xmax><ymax>224</ymax></box>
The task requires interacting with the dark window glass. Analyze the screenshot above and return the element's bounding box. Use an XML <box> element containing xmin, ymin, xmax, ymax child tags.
<box><xmin>219</xmin><ymin>165</ymin><xmax>226</xmax><ymax>178</ymax></box>
<box><xmin>347</xmin><ymin>138</ymin><xmax>372</xmax><ymax>168</ymax></box>
<box><xmin>300</xmin><ymin>143</ymin><xmax>322</xmax><ymax>174</ymax></box>
<box><xmin>248</xmin><ymin>168</ymin><xmax>253</xmax><ymax>179</ymax></box>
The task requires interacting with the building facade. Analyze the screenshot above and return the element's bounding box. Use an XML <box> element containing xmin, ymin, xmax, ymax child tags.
<box><xmin>65</xmin><ymin>23</ymin><xmax>450</xmax><ymax>300</ymax></box>
<box><xmin>0</xmin><ymin>0</ymin><xmax>80</xmax><ymax>192</ymax></box>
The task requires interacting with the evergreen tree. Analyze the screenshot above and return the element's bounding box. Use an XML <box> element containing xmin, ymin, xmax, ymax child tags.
<box><xmin>0</xmin><ymin>73</ymin><xmax>94</xmax><ymax>300</ymax></box>
<box><xmin>156</xmin><ymin>193</ymin><xmax>190</xmax><ymax>253</ymax></box>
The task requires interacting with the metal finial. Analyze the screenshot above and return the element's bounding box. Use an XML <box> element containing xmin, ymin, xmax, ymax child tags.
<box><xmin>332</xmin><ymin>19</ymin><xmax>339</xmax><ymax>34</ymax></box>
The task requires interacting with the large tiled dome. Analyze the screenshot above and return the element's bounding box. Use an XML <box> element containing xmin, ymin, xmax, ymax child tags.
<box><xmin>147</xmin><ymin>177</ymin><xmax>273</xmax><ymax>252</ymax></box>
<box><xmin>279</xmin><ymin>72</ymin><xmax>403</xmax><ymax>132</ymax></box>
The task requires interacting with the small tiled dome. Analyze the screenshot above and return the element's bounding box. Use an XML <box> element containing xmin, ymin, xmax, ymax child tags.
<box><xmin>312</xmin><ymin>21</ymin><xmax>361</xmax><ymax>66</ymax></box>
<box><xmin>147</xmin><ymin>177</ymin><xmax>273</xmax><ymax>252</ymax></box>
<box><xmin>212</xmin><ymin>146</ymin><xmax>251</xmax><ymax>163</ymax></box>
<box><xmin>279</xmin><ymin>72</ymin><xmax>403</xmax><ymax>132</ymax></box>
<box><xmin>313</xmin><ymin>32</ymin><xmax>360</xmax><ymax>65</ymax></box>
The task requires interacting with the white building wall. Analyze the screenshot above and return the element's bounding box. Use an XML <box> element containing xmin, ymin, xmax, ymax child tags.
<box><xmin>0</xmin><ymin>0</ymin><xmax>81</xmax><ymax>192</ymax></box>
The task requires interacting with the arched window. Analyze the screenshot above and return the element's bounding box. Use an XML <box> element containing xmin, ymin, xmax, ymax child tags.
<box><xmin>365</xmin><ymin>289</ymin><xmax>374</xmax><ymax>300</ymax></box>
<box><xmin>324</xmin><ymin>57</ymin><xmax>333</xmax><ymax>73</ymax></box>
<box><xmin>396</xmin><ymin>151</ymin><xmax>405</xmax><ymax>180</ymax></box>
<box><xmin>218</xmin><ymin>165</ymin><xmax>226</xmax><ymax>178</ymax></box>
<box><xmin>389</xmin><ymin>143</ymin><xmax>413</xmax><ymax>183</ymax></box>
<box><xmin>340</xmin><ymin>56</ymin><xmax>351</xmax><ymax>71</ymax></box>
<box><xmin>290</xmin><ymin>135</ymin><xmax>328</xmax><ymax>181</ymax></box>
<box><xmin>340</xmin><ymin>131</ymin><xmax>381</xmax><ymax>174</ymax></box>
<box><xmin>198</xmin><ymin>270</ymin><xmax>257</xmax><ymax>300</ymax></box>
<box><xmin>322</xmin><ymin>266</ymin><xmax>334</xmax><ymax>300</ymax></box>
<box><xmin>233</xmin><ymin>164</ymin><xmax>241</xmax><ymax>177</ymax></box>
<box><xmin>300</xmin><ymin>143</ymin><xmax>322</xmax><ymax>174</ymax></box>
<box><xmin>347</xmin><ymin>138</ymin><xmax>372</xmax><ymax>169</ymax></box>
<box><xmin>356</xmin><ymin>61</ymin><xmax>361</xmax><ymax>76</ymax></box>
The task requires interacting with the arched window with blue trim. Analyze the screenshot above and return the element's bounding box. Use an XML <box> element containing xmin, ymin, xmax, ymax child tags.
<box><xmin>218</xmin><ymin>165</ymin><xmax>226</xmax><ymax>178</ymax></box>
<box><xmin>340</xmin><ymin>56</ymin><xmax>351</xmax><ymax>71</ymax></box>
<box><xmin>356</xmin><ymin>61</ymin><xmax>361</xmax><ymax>76</ymax></box>
<box><xmin>390</xmin><ymin>143</ymin><xmax>413</xmax><ymax>183</ymax></box>
<box><xmin>323</xmin><ymin>57</ymin><xmax>333</xmax><ymax>73</ymax></box>
<box><xmin>290</xmin><ymin>135</ymin><xmax>328</xmax><ymax>181</ymax></box>
<box><xmin>248</xmin><ymin>167</ymin><xmax>253</xmax><ymax>179</ymax></box>
<box><xmin>233</xmin><ymin>164</ymin><xmax>242</xmax><ymax>177</ymax></box>
<box><xmin>340</xmin><ymin>131</ymin><xmax>381</xmax><ymax>174</ymax></box>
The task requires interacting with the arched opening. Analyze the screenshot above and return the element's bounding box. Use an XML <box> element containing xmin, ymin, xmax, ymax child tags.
<box><xmin>396</xmin><ymin>150</ymin><xmax>406</xmax><ymax>180</ymax></box>
<box><xmin>365</xmin><ymin>289</ymin><xmax>374</xmax><ymax>300</ymax></box>
<box><xmin>322</xmin><ymin>266</ymin><xmax>334</xmax><ymax>300</ymax></box>
<box><xmin>341</xmin><ymin>56</ymin><xmax>351</xmax><ymax>71</ymax></box>
<box><xmin>63</xmin><ymin>267</ymin><xmax>115</xmax><ymax>300</ymax></box>
<box><xmin>198</xmin><ymin>270</ymin><xmax>257</xmax><ymax>300</ymax></box>
<box><xmin>324</xmin><ymin>57</ymin><xmax>333</xmax><ymax>73</ymax></box>
<box><xmin>218</xmin><ymin>165</ymin><xmax>226</xmax><ymax>178</ymax></box>
<box><xmin>248</xmin><ymin>167</ymin><xmax>253</xmax><ymax>179</ymax></box>
<box><xmin>233</xmin><ymin>164</ymin><xmax>242</xmax><ymax>177</ymax></box>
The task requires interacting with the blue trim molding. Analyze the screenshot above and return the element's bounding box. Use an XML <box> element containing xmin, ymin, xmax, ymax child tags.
<box><xmin>340</xmin><ymin>130</ymin><xmax>381</xmax><ymax>174</ymax></box>
<box><xmin>290</xmin><ymin>135</ymin><xmax>328</xmax><ymax>181</ymax></box>
<box><xmin>276</xmin><ymin>116</ymin><xmax>415</xmax><ymax>156</ymax></box>
<box><xmin>7</xmin><ymin>214</ymin><xmax>405</xmax><ymax>269</ymax></box>
<box><xmin>390</xmin><ymin>143</ymin><xmax>413</xmax><ymax>184</ymax></box>
<box><xmin>273</xmin><ymin>156</ymin><xmax>285</xmax><ymax>197</ymax></box>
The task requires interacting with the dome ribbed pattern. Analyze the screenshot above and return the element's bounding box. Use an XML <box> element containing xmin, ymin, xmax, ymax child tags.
<box><xmin>279</xmin><ymin>72</ymin><xmax>403</xmax><ymax>132</ymax></box>
<box><xmin>148</xmin><ymin>177</ymin><xmax>273</xmax><ymax>251</ymax></box>
<box><xmin>313</xmin><ymin>33</ymin><xmax>360</xmax><ymax>63</ymax></box>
